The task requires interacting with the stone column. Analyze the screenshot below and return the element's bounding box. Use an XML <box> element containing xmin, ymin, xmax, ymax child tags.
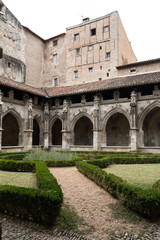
<box><xmin>24</xmin><ymin>98</ymin><xmax>33</xmax><ymax>151</ymax></box>
<box><xmin>93</xmin><ymin>95</ymin><xmax>101</xmax><ymax>150</ymax></box>
<box><xmin>43</xmin><ymin>102</ymin><xmax>50</xmax><ymax>149</ymax></box>
<box><xmin>0</xmin><ymin>90</ymin><xmax>3</xmax><ymax>151</ymax></box>
<box><xmin>62</xmin><ymin>99</ymin><xmax>70</xmax><ymax>150</ymax></box>
<box><xmin>130</xmin><ymin>91</ymin><xmax>138</xmax><ymax>151</ymax></box>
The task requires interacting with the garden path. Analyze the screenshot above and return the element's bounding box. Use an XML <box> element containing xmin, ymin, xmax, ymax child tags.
<box><xmin>49</xmin><ymin>167</ymin><xmax>151</xmax><ymax>240</ymax></box>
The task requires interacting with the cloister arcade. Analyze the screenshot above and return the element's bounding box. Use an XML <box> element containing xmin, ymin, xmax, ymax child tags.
<box><xmin>1</xmin><ymin>102</ymin><xmax>160</xmax><ymax>152</ymax></box>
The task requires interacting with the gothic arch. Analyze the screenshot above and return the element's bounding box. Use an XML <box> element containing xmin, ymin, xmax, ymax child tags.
<box><xmin>50</xmin><ymin>116</ymin><xmax>62</xmax><ymax>145</ymax></box>
<box><xmin>102</xmin><ymin>108</ymin><xmax>131</xmax><ymax>147</ymax></box>
<box><xmin>71</xmin><ymin>113</ymin><xmax>93</xmax><ymax>146</ymax></box>
<box><xmin>102</xmin><ymin>108</ymin><xmax>131</xmax><ymax>131</ymax></box>
<box><xmin>138</xmin><ymin>101</ymin><xmax>160</xmax><ymax>130</ymax></box>
<box><xmin>2</xmin><ymin>109</ymin><xmax>23</xmax><ymax>146</ymax></box>
<box><xmin>71</xmin><ymin>112</ymin><xmax>93</xmax><ymax>133</ymax></box>
<box><xmin>32</xmin><ymin>115</ymin><xmax>43</xmax><ymax>146</ymax></box>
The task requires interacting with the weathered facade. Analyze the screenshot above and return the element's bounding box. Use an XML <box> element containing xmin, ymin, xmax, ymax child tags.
<box><xmin>0</xmin><ymin>0</ymin><xmax>160</xmax><ymax>152</ymax></box>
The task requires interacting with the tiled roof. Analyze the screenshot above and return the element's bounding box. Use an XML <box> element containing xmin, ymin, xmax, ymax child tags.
<box><xmin>1</xmin><ymin>71</ymin><xmax>160</xmax><ymax>98</ymax></box>
<box><xmin>46</xmin><ymin>71</ymin><xmax>160</xmax><ymax>97</ymax></box>
<box><xmin>117</xmin><ymin>58</ymin><xmax>160</xmax><ymax>69</ymax></box>
<box><xmin>0</xmin><ymin>76</ymin><xmax>46</xmax><ymax>97</ymax></box>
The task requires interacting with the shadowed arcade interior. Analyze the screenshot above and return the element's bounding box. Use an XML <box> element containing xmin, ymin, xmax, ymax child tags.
<box><xmin>2</xmin><ymin>113</ymin><xmax>19</xmax><ymax>146</ymax></box>
<box><xmin>74</xmin><ymin>116</ymin><xmax>93</xmax><ymax>145</ymax></box>
<box><xmin>106</xmin><ymin>113</ymin><xmax>130</xmax><ymax>146</ymax></box>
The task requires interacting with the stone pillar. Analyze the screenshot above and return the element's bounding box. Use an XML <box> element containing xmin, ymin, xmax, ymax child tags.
<box><xmin>43</xmin><ymin>102</ymin><xmax>50</xmax><ymax>149</ymax></box>
<box><xmin>93</xmin><ymin>95</ymin><xmax>101</xmax><ymax>150</ymax></box>
<box><xmin>0</xmin><ymin>90</ymin><xmax>3</xmax><ymax>151</ymax></box>
<box><xmin>24</xmin><ymin>98</ymin><xmax>33</xmax><ymax>151</ymax></box>
<box><xmin>62</xmin><ymin>99</ymin><xmax>70</xmax><ymax>150</ymax></box>
<box><xmin>130</xmin><ymin>91</ymin><xmax>138</xmax><ymax>151</ymax></box>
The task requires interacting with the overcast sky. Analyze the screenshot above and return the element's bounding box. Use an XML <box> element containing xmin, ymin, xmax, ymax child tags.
<box><xmin>2</xmin><ymin>0</ymin><xmax>160</xmax><ymax>62</ymax></box>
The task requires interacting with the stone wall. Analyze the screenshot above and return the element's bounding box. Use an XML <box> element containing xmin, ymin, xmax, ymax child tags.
<box><xmin>43</xmin><ymin>34</ymin><xmax>67</xmax><ymax>87</ymax></box>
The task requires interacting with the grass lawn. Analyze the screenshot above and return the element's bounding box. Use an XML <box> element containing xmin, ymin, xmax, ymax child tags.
<box><xmin>0</xmin><ymin>170</ymin><xmax>37</xmax><ymax>189</ymax></box>
<box><xmin>104</xmin><ymin>164</ymin><xmax>160</xmax><ymax>189</ymax></box>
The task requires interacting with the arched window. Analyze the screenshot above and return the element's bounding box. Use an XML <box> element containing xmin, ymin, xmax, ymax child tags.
<box><xmin>2</xmin><ymin>113</ymin><xmax>19</xmax><ymax>146</ymax></box>
<box><xmin>74</xmin><ymin>116</ymin><xmax>93</xmax><ymax>145</ymax></box>
<box><xmin>52</xmin><ymin>119</ymin><xmax>62</xmax><ymax>145</ymax></box>
<box><xmin>106</xmin><ymin>113</ymin><xmax>130</xmax><ymax>146</ymax></box>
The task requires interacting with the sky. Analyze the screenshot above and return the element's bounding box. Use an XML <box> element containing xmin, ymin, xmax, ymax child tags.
<box><xmin>2</xmin><ymin>0</ymin><xmax>160</xmax><ymax>61</ymax></box>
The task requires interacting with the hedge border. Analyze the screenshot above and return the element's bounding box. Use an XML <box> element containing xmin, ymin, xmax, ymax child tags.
<box><xmin>76</xmin><ymin>158</ymin><xmax>160</xmax><ymax>221</ymax></box>
<box><xmin>0</xmin><ymin>160</ymin><xmax>63</xmax><ymax>225</ymax></box>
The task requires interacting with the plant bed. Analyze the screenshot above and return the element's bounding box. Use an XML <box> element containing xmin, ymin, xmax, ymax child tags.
<box><xmin>24</xmin><ymin>150</ymin><xmax>82</xmax><ymax>167</ymax></box>
<box><xmin>0</xmin><ymin>160</ymin><xmax>63</xmax><ymax>225</ymax></box>
<box><xmin>76</xmin><ymin>160</ymin><xmax>160</xmax><ymax>221</ymax></box>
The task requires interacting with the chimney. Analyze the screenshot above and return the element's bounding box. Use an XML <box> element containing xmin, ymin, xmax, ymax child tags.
<box><xmin>82</xmin><ymin>17</ymin><xmax>90</xmax><ymax>23</ymax></box>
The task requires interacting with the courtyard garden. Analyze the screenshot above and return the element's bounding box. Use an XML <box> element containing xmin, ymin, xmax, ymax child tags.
<box><xmin>0</xmin><ymin>150</ymin><xmax>160</xmax><ymax>239</ymax></box>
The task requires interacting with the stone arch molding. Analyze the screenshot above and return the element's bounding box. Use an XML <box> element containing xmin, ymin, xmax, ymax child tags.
<box><xmin>70</xmin><ymin>112</ymin><xmax>93</xmax><ymax>132</ymax></box>
<box><xmin>49</xmin><ymin>115</ymin><xmax>63</xmax><ymax>130</ymax></box>
<box><xmin>33</xmin><ymin>114</ymin><xmax>43</xmax><ymax>129</ymax></box>
<box><xmin>2</xmin><ymin>109</ymin><xmax>23</xmax><ymax>130</ymax></box>
<box><xmin>102</xmin><ymin>108</ymin><xmax>131</xmax><ymax>131</ymax></box>
<box><xmin>138</xmin><ymin>101</ymin><xmax>160</xmax><ymax>129</ymax></box>
<box><xmin>2</xmin><ymin>109</ymin><xmax>24</xmax><ymax>146</ymax></box>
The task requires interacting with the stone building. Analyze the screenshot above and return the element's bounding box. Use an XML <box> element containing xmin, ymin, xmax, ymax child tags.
<box><xmin>0</xmin><ymin>0</ymin><xmax>160</xmax><ymax>152</ymax></box>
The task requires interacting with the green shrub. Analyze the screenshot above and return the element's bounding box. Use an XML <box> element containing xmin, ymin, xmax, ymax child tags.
<box><xmin>76</xmin><ymin>161</ymin><xmax>160</xmax><ymax>221</ymax></box>
<box><xmin>0</xmin><ymin>160</ymin><xmax>63</xmax><ymax>225</ymax></box>
<box><xmin>0</xmin><ymin>160</ymin><xmax>35</xmax><ymax>172</ymax></box>
<box><xmin>25</xmin><ymin>150</ymin><xmax>81</xmax><ymax>162</ymax></box>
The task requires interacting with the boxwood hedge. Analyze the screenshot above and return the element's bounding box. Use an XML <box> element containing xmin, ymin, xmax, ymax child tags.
<box><xmin>0</xmin><ymin>160</ymin><xmax>63</xmax><ymax>225</ymax></box>
<box><xmin>76</xmin><ymin>158</ymin><xmax>160</xmax><ymax>221</ymax></box>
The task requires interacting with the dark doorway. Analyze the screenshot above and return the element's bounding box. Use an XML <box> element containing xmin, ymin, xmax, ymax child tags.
<box><xmin>52</xmin><ymin>119</ymin><xmax>62</xmax><ymax>145</ymax></box>
<box><xmin>32</xmin><ymin>119</ymin><xmax>40</xmax><ymax>145</ymax></box>
<box><xmin>2</xmin><ymin>113</ymin><xmax>19</xmax><ymax>146</ymax></box>
<box><xmin>74</xmin><ymin>116</ymin><xmax>93</xmax><ymax>145</ymax></box>
<box><xmin>106</xmin><ymin>113</ymin><xmax>130</xmax><ymax>146</ymax></box>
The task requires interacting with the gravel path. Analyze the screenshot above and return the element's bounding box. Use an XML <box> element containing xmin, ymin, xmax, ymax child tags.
<box><xmin>50</xmin><ymin>167</ymin><xmax>160</xmax><ymax>240</ymax></box>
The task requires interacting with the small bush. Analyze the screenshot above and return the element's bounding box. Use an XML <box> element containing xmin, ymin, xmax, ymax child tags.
<box><xmin>25</xmin><ymin>150</ymin><xmax>81</xmax><ymax>162</ymax></box>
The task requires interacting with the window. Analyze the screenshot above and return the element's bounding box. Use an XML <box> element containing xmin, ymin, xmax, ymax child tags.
<box><xmin>100</xmin><ymin>66</ymin><xmax>102</xmax><ymax>70</ymax></box>
<box><xmin>76</xmin><ymin>48</ymin><xmax>81</xmax><ymax>56</ymax></box>
<box><xmin>106</xmin><ymin>52</ymin><xmax>111</xmax><ymax>58</ymax></box>
<box><xmin>91</xmin><ymin>28</ymin><xmax>96</xmax><ymax>36</ymax></box>
<box><xmin>100</xmin><ymin>46</ymin><xmax>102</xmax><ymax>50</ymax></box>
<box><xmin>88</xmin><ymin>67</ymin><xmax>93</xmax><ymax>72</ymax></box>
<box><xmin>88</xmin><ymin>45</ymin><xmax>93</xmax><ymax>51</ymax></box>
<box><xmin>53</xmin><ymin>54</ymin><xmax>58</xmax><ymax>65</ymax></box>
<box><xmin>53</xmin><ymin>40</ymin><xmax>58</xmax><ymax>46</ymax></box>
<box><xmin>0</xmin><ymin>47</ymin><xmax>2</xmax><ymax>59</ymax></box>
<box><xmin>74</xmin><ymin>33</ymin><xmax>79</xmax><ymax>41</ymax></box>
<box><xmin>54</xmin><ymin>78</ymin><xmax>58</xmax><ymax>86</ymax></box>
<box><xmin>107</xmin><ymin>72</ymin><xmax>109</xmax><ymax>77</ymax></box>
<box><xmin>130</xmin><ymin>69</ymin><xmax>136</xmax><ymax>74</ymax></box>
<box><xmin>8</xmin><ymin>62</ymin><xmax>11</xmax><ymax>68</ymax></box>
<box><xmin>99</xmin><ymin>78</ymin><xmax>102</xmax><ymax>81</ymax></box>
<box><xmin>104</xmin><ymin>26</ymin><xmax>109</xmax><ymax>32</ymax></box>
<box><xmin>74</xmin><ymin>71</ymin><xmax>78</xmax><ymax>78</ymax></box>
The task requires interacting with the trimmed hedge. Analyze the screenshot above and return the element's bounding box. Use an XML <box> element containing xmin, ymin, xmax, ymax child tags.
<box><xmin>76</xmin><ymin>161</ymin><xmax>160</xmax><ymax>221</ymax></box>
<box><xmin>0</xmin><ymin>152</ymin><xmax>28</xmax><ymax>160</ymax></box>
<box><xmin>0</xmin><ymin>159</ymin><xmax>35</xmax><ymax>172</ymax></box>
<box><xmin>86</xmin><ymin>155</ymin><xmax>160</xmax><ymax>168</ymax></box>
<box><xmin>0</xmin><ymin>160</ymin><xmax>63</xmax><ymax>225</ymax></box>
<box><xmin>45</xmin><ymin>159</ymin><xmax>78</xmax><ymax>167</ymax></box>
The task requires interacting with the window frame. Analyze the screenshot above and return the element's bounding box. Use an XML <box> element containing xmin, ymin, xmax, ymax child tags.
<box><xmin>88</xmin><ymin>67</ymin><xmax>93</xmax><ymax>73</ymax></box>
<box><xmin>74</xmin><ymin>70</ymin><xmax>78</xmax><ymax>78</ymax></box>
<box><xmin>91</xmin><ymin>28</ymin><xmax>96</xmax><ymax>36</ymax></box>
<box><xmin>74</xmin><ymin>33</ymin><xmax>79</xmax><ymax>41</ymax></box>
<box><xmin>53</xmin><ymin>54</ymin><xmax>58</xmax><ymax>65</ymax></box>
